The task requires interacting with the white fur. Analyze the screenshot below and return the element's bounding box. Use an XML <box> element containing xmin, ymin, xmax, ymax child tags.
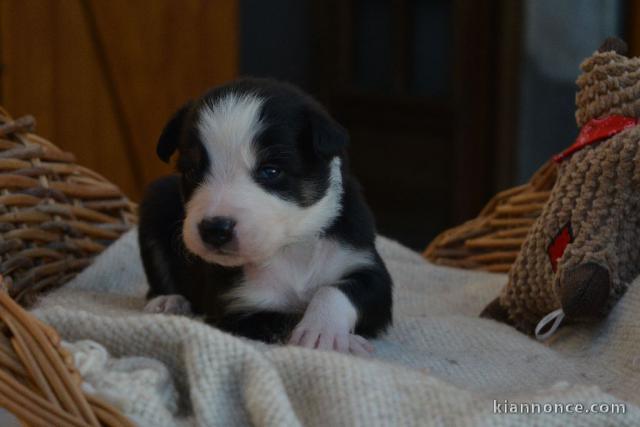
<box><xmin>288</xmin><ymin>286</ymin><xmax>373</xmax><ymax>355</ymax></box>
<box><xmin>294</xmin><ymin>286</ymin><xmax>356</xmax><ymax>333</ymax></box>
<box><xmin>182</xmin><ymin>93</ymin><xmax>344</xmax><ymax>266</ymax></box>
<box><xmin>197</xmin><ymin>93</ymin><xmax>263</xmax><ymax>181</ymax></box>
<box><xmin>225</xmin><ymin>238</ymin><xmax>373</xmax><ymax>313</ymax></box>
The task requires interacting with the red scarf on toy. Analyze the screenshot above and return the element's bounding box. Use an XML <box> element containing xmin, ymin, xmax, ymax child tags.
<box><xmin>547</xmin><ymin>115</ymin><xmax>638</xmax><ymax>274</ymax></box>
<box><xmin>553</xmin><ymin>115</ymin><xmax>638</xmax><ymax>163</ymax></box>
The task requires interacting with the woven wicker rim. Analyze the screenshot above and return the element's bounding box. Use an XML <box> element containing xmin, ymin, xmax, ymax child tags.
<box><xmin>0</xmin><ymin>276</ymin><xmax>134</xmax><ymax>426</ymax></box>
<box><xmin>424</xmin><ymin>160</ymin><xmax>557</xmax><ymax>272</ymax></box>
<box><xmin>0</xmin><ymin>108</ymin><xmax>136</xmax><ymax>305</ymax></box>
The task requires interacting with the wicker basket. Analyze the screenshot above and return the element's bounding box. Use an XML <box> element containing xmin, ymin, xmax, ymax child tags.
<box><xmin>424</xmin><ymin>160</ymin><xmax>557</xmax><ymax>273</ymax></box>
<box><xmin>0</xmin><ymin>108</ymin><xmax>137</xmax><ymax>305</ymax></box>
<box><xmin>0</xmin><ymin>276</ymin><xmax>134</xmax><ymax>426</ymax></box>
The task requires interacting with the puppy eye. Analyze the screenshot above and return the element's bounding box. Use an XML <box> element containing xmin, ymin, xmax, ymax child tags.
<box><xmin>256</xmin><ymin>166</ymin><xmax>282</xmax><ymax>181</ymax></box>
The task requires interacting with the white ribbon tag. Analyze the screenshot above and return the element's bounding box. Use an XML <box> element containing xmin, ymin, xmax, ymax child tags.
<box><xmin>534</xmin><ymin>308</ymin><xmax>565</xmax><ymax>341</ymax></box>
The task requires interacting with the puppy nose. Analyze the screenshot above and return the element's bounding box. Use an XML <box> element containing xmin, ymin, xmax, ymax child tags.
<box><xmin>198</xmin><ymin>217</ymin><xmax>236</xmax><ymax>248</ymax></box>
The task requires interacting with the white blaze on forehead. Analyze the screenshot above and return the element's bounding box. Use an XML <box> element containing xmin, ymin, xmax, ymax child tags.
<box><xmin>196</xmin><ymin>93</ymin><xmax>264</xmax><ymax>178</ymax></box>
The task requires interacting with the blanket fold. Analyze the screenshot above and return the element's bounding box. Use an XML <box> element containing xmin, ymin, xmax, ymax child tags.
<box><xmin>32</xmin><ymin>230</ymin><xmax>640</xmax><ymax>426</ymax></box>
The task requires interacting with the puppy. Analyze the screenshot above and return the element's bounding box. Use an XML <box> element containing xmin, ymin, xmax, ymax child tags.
<box><xmin>138</xmin><ymin>78</ymin><xmax>392</xmax><ymax>355</ymax></box>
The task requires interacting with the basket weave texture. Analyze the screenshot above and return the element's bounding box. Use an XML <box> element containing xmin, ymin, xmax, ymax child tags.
<box><xmin>0</xmin><ymin>108</ymin><xmax>136</xmax><ymax>304</ymax></box>
<box><xmin>424</xmin><ymin>160</ymin><xmax>557</xmax><ymax>272</ymax></box>
<box><xmin>0</xmin><ymin>276</ymin><xmax>134</xmax><ymax>426</ymax></box>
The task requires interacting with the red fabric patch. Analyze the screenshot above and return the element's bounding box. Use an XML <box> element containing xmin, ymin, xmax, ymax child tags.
<box><xmin>547</xmin><ymin>223</ymin><xmax>573</xmax><ymax>272</ymax></box>
<box><xmin>553</xmin><ymin>115</ymin><xmax>638</xmax><ymax>163</ymax></box>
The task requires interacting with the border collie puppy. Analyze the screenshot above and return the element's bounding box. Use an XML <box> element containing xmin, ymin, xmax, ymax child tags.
<box><xmin>138</xmin><ymin>78</ymin><xmax>392</xmax><ymax>355</ymax></box>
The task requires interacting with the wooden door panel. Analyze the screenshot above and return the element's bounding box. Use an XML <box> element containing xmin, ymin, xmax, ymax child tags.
<box><xmin>0</xmin><ymin>0</ymin><xmax>238</xmax><ymax>200</ymax></box>
<box><xmin>87</xmin><ymin>0</ymin><xmax>238</xmax><ymax>190</ymax></box>
<box><xmin>0</xmin><ymin>0</ymin><xmax>139</xmax><ymax>197</ymax></box>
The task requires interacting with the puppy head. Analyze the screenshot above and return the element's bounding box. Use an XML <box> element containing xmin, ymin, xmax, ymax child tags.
<box><xmin>157</xmin><ymin>79</ymin><xmax>348</xmax><ymax>266</ymax></box>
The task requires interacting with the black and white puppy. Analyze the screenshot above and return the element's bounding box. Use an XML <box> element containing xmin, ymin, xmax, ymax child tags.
<box><xmin>138</xmin><ymin>78</ymin><xmax>392</xmax><ymax>355</ymax></box>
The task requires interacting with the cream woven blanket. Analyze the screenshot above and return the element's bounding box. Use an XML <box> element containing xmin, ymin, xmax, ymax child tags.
<box><xmin>32</xmin><ymin>230</ymin><xmax>640</xmax><ymax>426</ymax></box>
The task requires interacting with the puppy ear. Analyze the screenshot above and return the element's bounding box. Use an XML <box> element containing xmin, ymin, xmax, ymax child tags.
<box><xmin>156</xmin><ymin>102</ymin><xmax>193</xmax><ymax>163</ymax></box>
<box><xmin>308</xmin><ymin>109</ymin><xmax>349</xmax><ymax>159</ymax></box>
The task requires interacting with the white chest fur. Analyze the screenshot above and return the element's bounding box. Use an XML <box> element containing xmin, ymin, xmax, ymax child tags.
<box><xmin>224</xmin><ymin>238</ymin><xmax>373</xmax><ymax>313</ymax></box>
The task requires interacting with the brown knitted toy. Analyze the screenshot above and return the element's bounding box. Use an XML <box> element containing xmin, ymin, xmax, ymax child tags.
<box><xmin>482</xmin><ymin>38</ymin><xmax>640</xmax><ymax>338</ymax></box>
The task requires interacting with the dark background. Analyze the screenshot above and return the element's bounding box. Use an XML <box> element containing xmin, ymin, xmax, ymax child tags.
<box><xmin>240</xmin><ymin>0</ymin><xmax>628</xmax><ymax>249</ymax></box>
<box><xmin>0</xmin><ymin>0</ymin><xmax>634</xmax><ymax>251</ymax></box>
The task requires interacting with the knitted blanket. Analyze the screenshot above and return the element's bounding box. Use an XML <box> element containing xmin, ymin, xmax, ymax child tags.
<box><xmin>31</xmin><ymin>230</ymin><xmax>640</xmax><ymax>426</ymax></box>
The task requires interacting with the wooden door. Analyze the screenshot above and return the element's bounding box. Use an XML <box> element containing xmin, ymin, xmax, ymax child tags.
<box><xmin>309</xmin><ymin>0</ymin><xmax>522</xmax><ymax>248</ymax></box>
<box><xmin>0</xmin><ymin>0</ymin><xmax>238</xmax><ymax>200</ymax></box>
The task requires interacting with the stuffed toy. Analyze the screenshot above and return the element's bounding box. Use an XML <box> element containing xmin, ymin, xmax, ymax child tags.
<box><xmin>481</xmin><ymin>37</ymin><xmax>640</xmax><ymax>339</ymax></box>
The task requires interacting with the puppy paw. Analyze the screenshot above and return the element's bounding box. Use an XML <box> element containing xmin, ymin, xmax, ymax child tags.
<box><xmin>288</xmin><ymin>325</ymin><xmax>373</xmax><ymax>356</ymax></box>
<box><xmin>346</xmin><ymin>334</ymin><xmax>374</xmax><ymax>356</ymax></box>
<box><xmin>144</xmin><ymin>294</ymin><xmax>192</xmax><ymax>316</ymax></box>
<box><xmin>287</xmin><ymin>286</ymin><xmax>371</xmax><ymax>356</ymax></box>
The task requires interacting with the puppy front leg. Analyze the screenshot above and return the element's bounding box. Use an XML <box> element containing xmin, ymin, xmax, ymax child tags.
<box><xmin>140</xmin><ymin>239</ymin><xmax>193</xmax><ymax>316</ymax></box>
<box><xmin>218</xmin><ymin>311</ymin><xmax>300</xmax><ymax>343</ymax></box>
<box><xmin>336</xmin><ymin>262</ymin><xmax>393</xmax><ymax>338</ymax></box>
<box><xmin>288</xmin><ymin>286</ymin><xmax>373</xmax><ymax>356</ymax></box>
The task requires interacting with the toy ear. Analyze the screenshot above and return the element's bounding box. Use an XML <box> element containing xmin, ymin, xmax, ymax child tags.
<box><xmin>559</xmin><ymin>262</ymin><xmax>611</xmax><ymax>320</ymax></box>
<box><xmin>598</xmin><ymin>37</ymin><xmax>628</xmax><ymax>55</ymax></box>
<box><xmin>156</xmin><ymin>102</ymin><xmax>193</xmax><ymax>163</ymax></box>
<box><xmin>480</xmin><ymin>297</ymin><xmax>512</xmax><ymax>324</ymax></box>
<box><xmin>307</xmin><ymin>109</ymin><xmax>349</xmax><ymax>159</ymax></box>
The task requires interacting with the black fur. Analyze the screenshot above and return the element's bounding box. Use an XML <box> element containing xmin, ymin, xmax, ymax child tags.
<box><xmin>139</xmin><ymin>78</ymin><xmax>392</xmax><ymax>343</ymax></box>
